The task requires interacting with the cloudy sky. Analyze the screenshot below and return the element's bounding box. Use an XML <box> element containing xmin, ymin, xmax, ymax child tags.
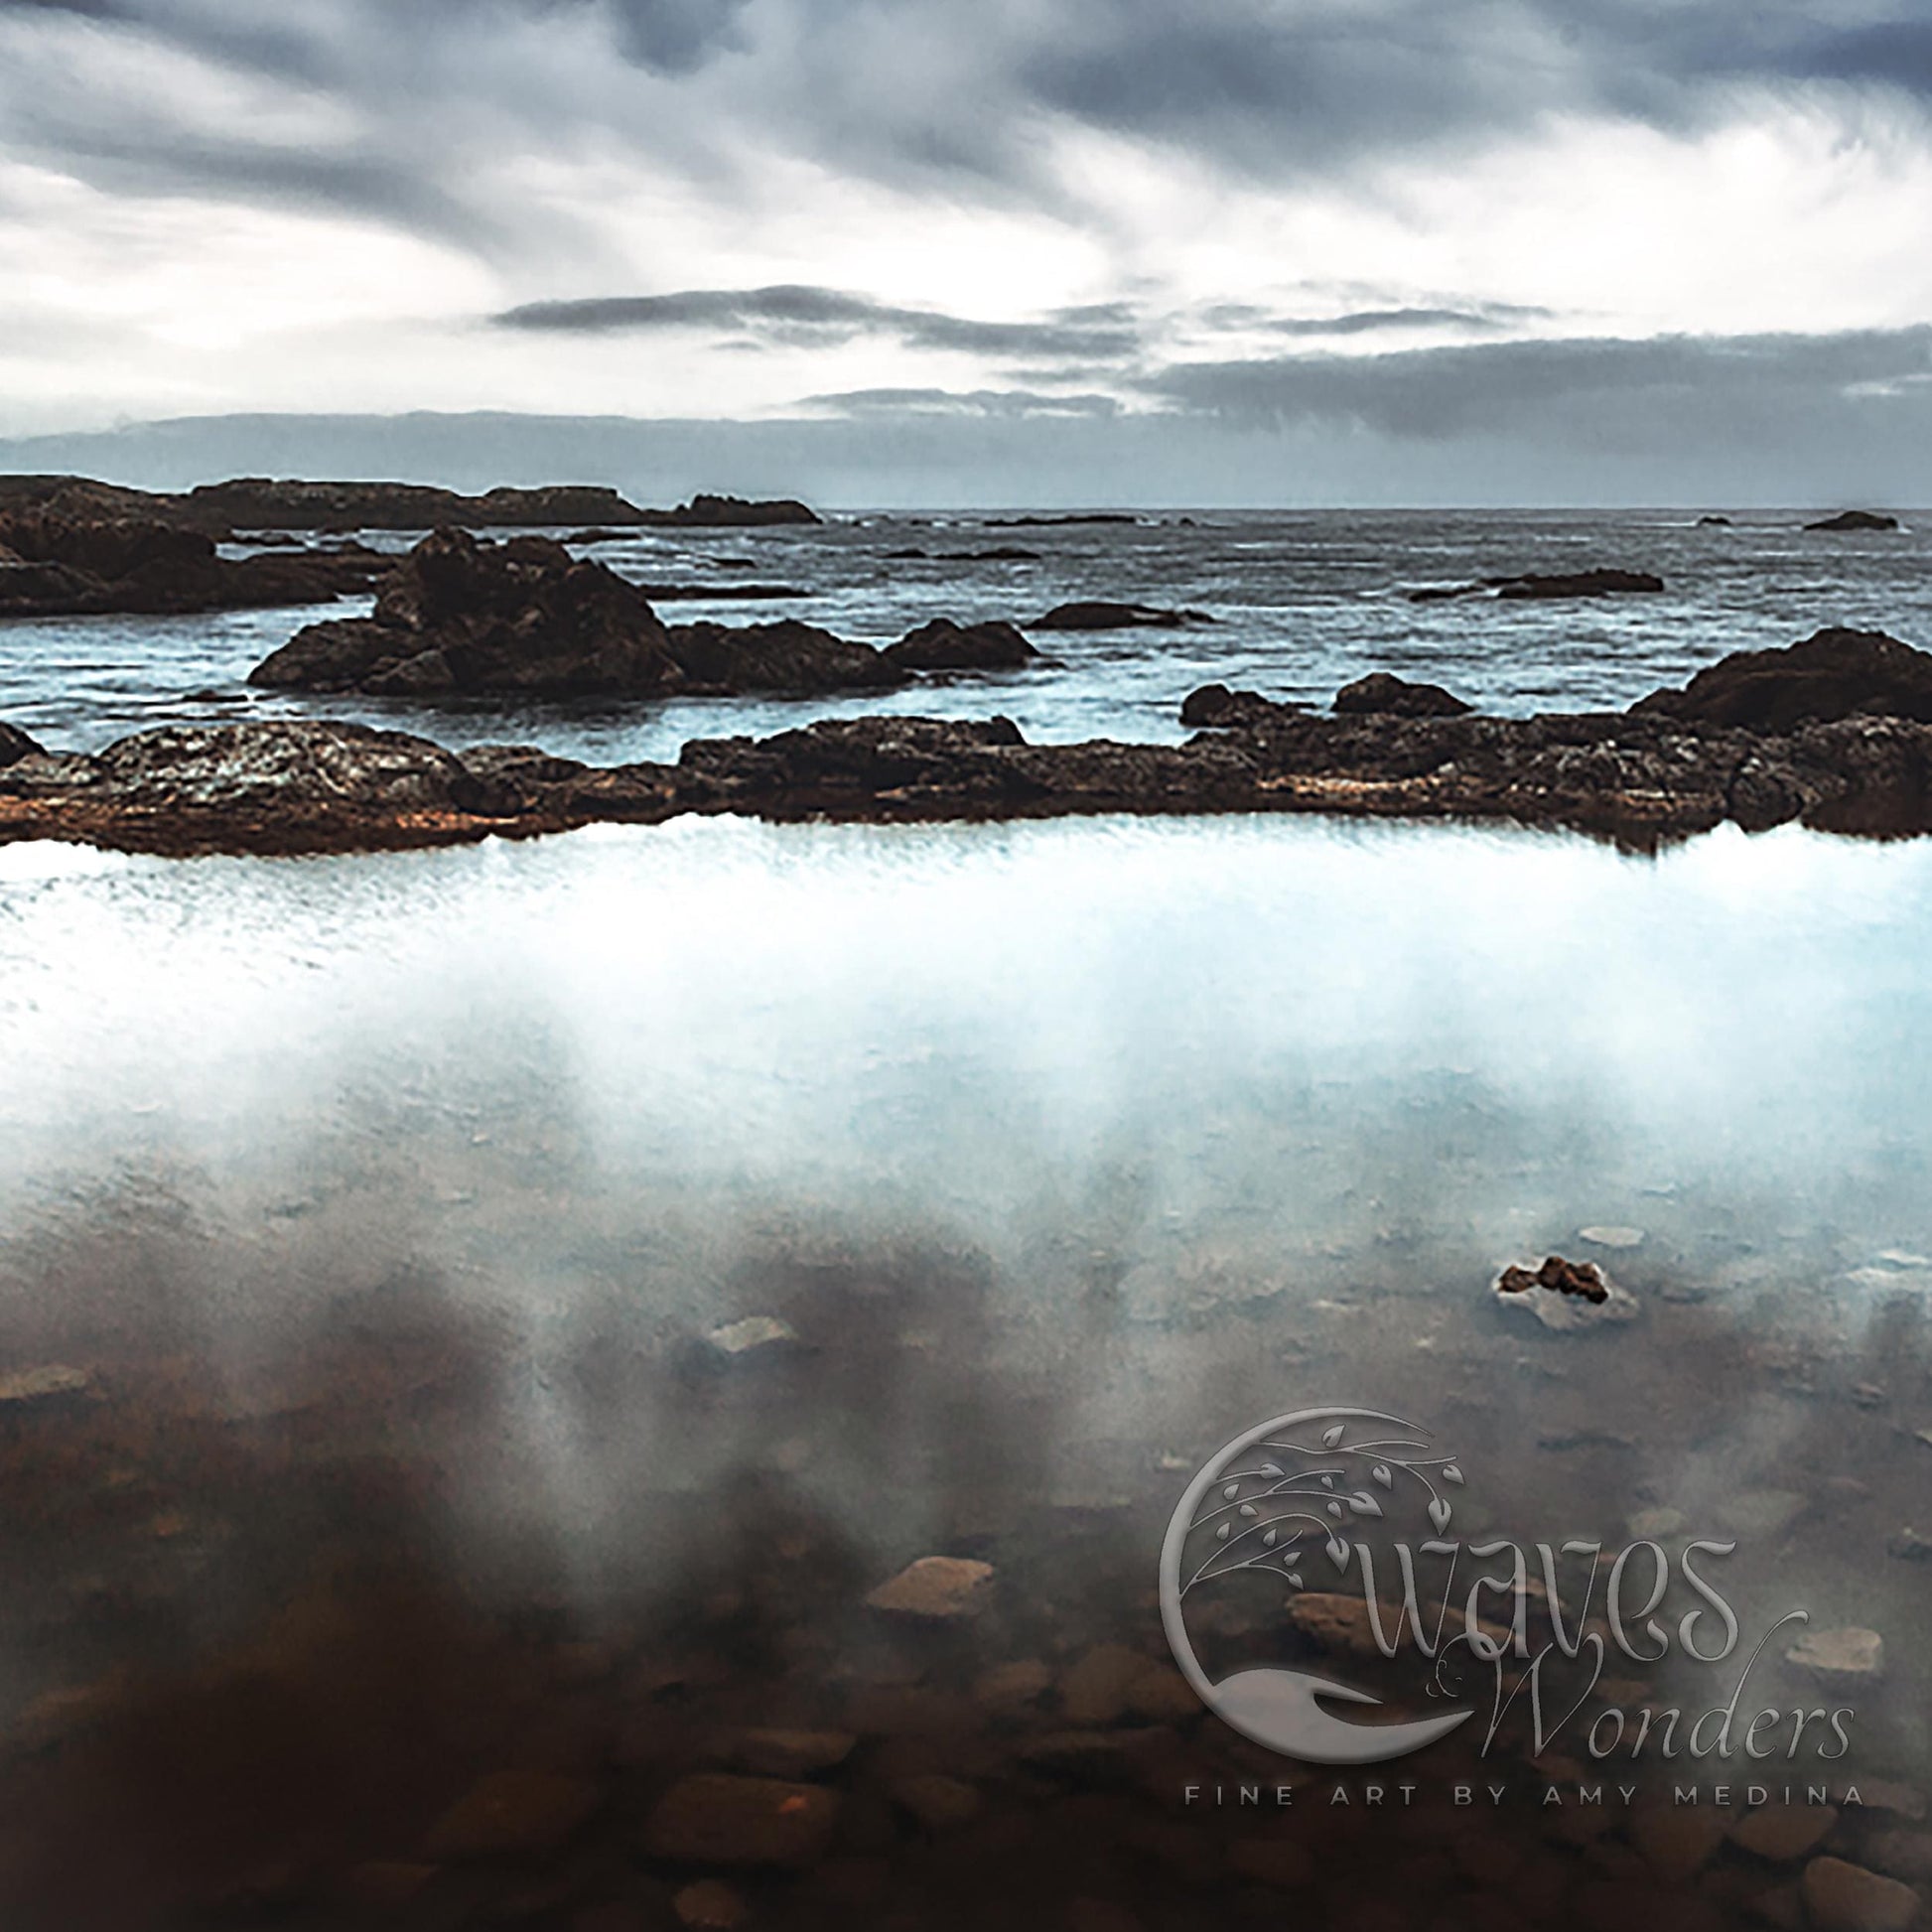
<box><xmin>2</xmin><ymin>0</ymin><xmax>1930</xmax><ymax>502</ymax></box>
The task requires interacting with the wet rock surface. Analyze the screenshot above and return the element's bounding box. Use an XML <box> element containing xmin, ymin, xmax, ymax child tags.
<box><xmin>1807</xmin><ymin>511</ymin><xmax>1902</xmax><ymax>534</ymax></box>
<box><xmin>1410</xmin><ymin>567</ymin><xmax>1666</xmax><ymax>603</ymax></box>
<box><xmin>1031</xmin><ymin>601</ymin><xmax>1212</xmax><ymax>629</ymax></box>
<box><xmin>11</xmin><ymin>625</ymin><xmax>1932</xmax><ymax>854</ymax></box>
<box><xmin>882</xmin><ymin>619</ymin><xmax>1041</xmax><ymax>672</ymax></box>
<box><xmin>1334</xmin><ymin>670</ymin><xmax>1474</xmax><ymax>717</ymax></box>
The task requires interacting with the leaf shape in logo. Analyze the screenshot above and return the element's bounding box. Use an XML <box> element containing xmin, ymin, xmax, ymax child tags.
<box><xmin>1262</xmin><ymin>1528</ymin><xmax>1278</xmax><ymax>1548</ymax></box>
<box><xmin>1326</xmin><ymin>1500</ymin><xmax>1342</xmax><ymax>1519</ymax></box>
<box><xmin>1350</xmin><ymin>1492</ymin><xmax>1383</xmax><ymax>1517</ymax></box>
<box><xmin>1223</xmin><ymin>1482</ymin><xmax>1241</xmax><ymax>1500</ymax></box>
<box><xmin>1321</xmin><ymin>1424</ymin><xmax>1345</xmax><ymax>1449</ymax></box>
<box><xmin>1217</xmin><ymin>1522</ymin><xmax>1232</xmax><ymax>1540</ymax></box>
<box><xmin>1240</xmin><ymin>1503</ymin><xmax>1258</xmax><ymax>1518</ymax></box>
<box><xmin>1444</xmin><ymin>1464</ymin><xmax>1464</xmax><ymax>1486</ymax></box>
<box><xmin>1371</xmin><ymin>1464</ymin><xmax>1393</xmax><ymax>1488</ymax></box>
<box><xmin>1287</xmin><ymin>1572</ymin><xmax>1305</xmax><ymax>1588</ymax></box>
<box><xmin>1259</xmin><ymin>1462</ymin><xmax>1284</xmax><ymax>1477</ymax></box>
<box><xmin>1325</xmin><ymin>1535</ymin><xmax>1349</xmax><ymax>1571</ymax></box>
<box><xmin>1319</xmin><ymin>1475</ymin><xmax>1335</xmax><ymax>1490</ymax></box>
<box><xmin>1428</xmin><ymin>1498</ymin><xmax>1452</xmax><ymax>1532</ymax></box>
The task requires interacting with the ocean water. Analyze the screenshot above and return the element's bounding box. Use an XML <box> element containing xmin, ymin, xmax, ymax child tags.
<box><xmin>0</xmin><ymin>814</ymin><xmax>1928</xmax><ymax>1922</ymax></box>
<box><xmin>1</xmin><ymin>507</ymin><xmax>1928</xmax><ymax>761</ymax></box>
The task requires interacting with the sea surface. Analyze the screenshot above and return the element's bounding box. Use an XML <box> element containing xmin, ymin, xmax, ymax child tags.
<box><xmin>1</xmin><ymin>507</ymin><xmax>1927</xmax><ymax>760</ymax></box>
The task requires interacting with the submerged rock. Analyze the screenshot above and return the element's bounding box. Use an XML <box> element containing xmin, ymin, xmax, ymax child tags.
<box><xmin>642</xmin><ymin>1774</ymin><xmax>840</xmax><ymax>1866</ymax></box>
<box><xmin>865</xmin><ymin>1557</ymin><xmax>996</xmax><ymax>1619</ymax></box>
<box><xmin>1333</xmin><ymin>671</ymin><xmax>1473</xmax><ymax>718</ymax></box>
<box><xmin>1807</xmin><ymin>510</ymin><xmax>1900</xmax><ymax>532</ymax></box>
<box><xmin>1631</xmin><ymin>626</ymin><xmax>1932</xmax><ymax>732</ymax></box>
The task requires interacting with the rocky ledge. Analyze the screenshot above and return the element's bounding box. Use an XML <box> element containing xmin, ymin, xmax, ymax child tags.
<box><xmin>246</xmin><ymin>529</ymin><xmax>1052</xmax><ymax>698</ymax></box>
<box><xmin>6</xmin><ymin>626</ymin><xmax>1932</xmax><ymax>858</ymax></box>
<box><xmin>0</xmin><ymin>474</ymin><xmax>820</xmax><ymax>535</ymax></box>
<box><xmin>0</xmin><ymin>508</ymin><xmax>385</xmax><ymax>619</ymax></box>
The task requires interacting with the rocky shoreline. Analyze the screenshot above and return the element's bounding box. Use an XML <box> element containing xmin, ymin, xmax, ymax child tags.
<box><xmin>4</xmin><ymin>627</ymin><xmax>1932</xmax><ymax>857</ymax></box>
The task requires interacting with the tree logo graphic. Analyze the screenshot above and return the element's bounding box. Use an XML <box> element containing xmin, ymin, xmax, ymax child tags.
<box><xmin>1159</xmin><ymin>1405</ymin><xmax>1476</xmax><ymax>1764</ymax></box>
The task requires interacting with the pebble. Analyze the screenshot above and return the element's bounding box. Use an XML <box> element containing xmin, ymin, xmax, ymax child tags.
<box><xmin>1630</xmin><ymin>1805</ymin><xmax>1728</xmax><ymax>1883</ymax></box>
<box><xmin>1801</xmin><ymin>1856</ymin><xmax>1924</xmax><ymax>1932</ymax></box>
<box><xmin>1730</xmin><ymin>1804</ymin><xmax>1839</xmax><ymax>1863</ymax></box>
<box><xmin>642</xmin><ymin>1774</ymin><xmax>840</xmax><ymax>1867</ymax></box>
<box><xmin>0</xmin><ymin>1363</ymin><xmax>91</xmax><ymax>1407</ymax></box>
<box><xmin>1786</xmin><ymin>1627</ymin><xmax>1884</xmax><ymax>1681</ymax></box>
<box><xmin>1059</xmin><ymin>1644</ymin><xmax>1153</xmax><ymax>1725</ymax></box>
<box><xmin>1580</xmin><ymin>1226</ymin><xmax>1646</xmax><ymax>1249</ymax></box>
<box><xmin>973</xmin><ymin>1658</ymin><xmax>1052</xmax><ymax>1711</ymax></box>
<box><xmin>673</xmin><ymin>1879</ymin><xmax>749</xmax><ymax>1929</ymax></box>
<box><xmin>421</xmin><ymin>1769</ymin><xmax>601</xmax><ymax>1862</ymax></box>
<box><xmin>889</xmin><ymin>1773</ymin><xmax>983</xmax><ymax>1829</ymax></box>
<box><xmin>716</xmin><ymin>1728</ymin><xmax>856</xmax><ymax>1779</ymax></box>
<box><xmin>704</xmin><ymin>1315</ymin><xmax>799</xmax><ymax>1359</ymax></box>
<box><xmin>864</xmin><ymin>1556</ymin><xmax>996</xmax><ymax>1619</ymax></box>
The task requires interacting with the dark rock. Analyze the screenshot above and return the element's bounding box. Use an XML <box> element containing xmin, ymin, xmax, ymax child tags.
<box><xmin>249</xmin><ymin>528</ymin><xmax>683</xmax><ymax>697</ymax></box>
<box><xmin>0</xmin><ymin>508</ymin><xmax>379</xmax><ymax>617</ymax></box>
<box><xmin>883</xmin><ymin>619</ymin><xmax>1040</xmax><ymax>672</ymax></box>
<box><xmin>985</xmin><ymin>513</ymin><xmax>1138</xmax><ymax>527</ymax></box>
<box><xmin>1334</xmin><ymin>672</ymin><xmax>1473</xmax><ymax>718</ymax></box>
<box><xmin>636</xmin><ymin>583</ymin><xmax>807</xmax><ymax>603</ymax></box>
<box><xmin>1631</xmin><ymin>627</ymin><xmax>1932</xmax><ymax>732</ymax></box>
<box><xmin>1178</xmin><ymin>685</ymin><xmax>1302</xmax><ymax>728</ymax></box>
<box><xmin>1410</xmin><ymin>568</ymin><xmax>1664</xmax><ymax>604</ymax></box>
<box><xmin>666</xmin><ymin>618</ymin><xmax>908</xmax><ymax>694</ymax></box>
<box><xmin>637</xmin><ymin>493</ymin><xmax>819</xmax><ymax>528</ymax></box>
<box><xmin>0</xmin><ymin>722</ymin><xmax>44</xmax><ymax>768</ymax></box>
<box><xmin>1494</xmin><ymin>569</ymin><xmax>1664</xmax><ymax>600</ymax></box>
<box><xmin>939</xmin><ymin>546</ymin><xmax>1041</xmax><ymax>562</ymax></box>
<box><xmin>1497</xmin><ymin>1256</ymin><xmax>1609</xmax><ymax>1305</ymax></box>
<box><xmin>1031</xmin><ymin>601</ymin><xmax>1211</xmax><ymax>630</ymax></box>
<box><xmin>1807</xmin><ymin>510</ymin><xmax>1900</xmax><ymax>532</ymax></box>
<box><xmin>1697</xmin><ymin>515</ymin><xmax>1733</xmax><ymax>526</ymax></box>
<box><xmin>641</xmin><ymin>1775</ymin><xmax>840</xmax><ymax>1866</ymax></box>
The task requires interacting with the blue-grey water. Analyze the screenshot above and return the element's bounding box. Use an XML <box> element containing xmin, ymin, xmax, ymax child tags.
<box><xmin>1</xmin><ymin>508</ymin><xmax>1927</xmax><ymax>759</ymax></box>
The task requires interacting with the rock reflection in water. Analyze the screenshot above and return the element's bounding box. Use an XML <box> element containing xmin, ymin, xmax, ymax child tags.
<box><xmin>0</xmin><ymin>816</ymin><xmax>1928</xmax><ymax>1928</ymax></box>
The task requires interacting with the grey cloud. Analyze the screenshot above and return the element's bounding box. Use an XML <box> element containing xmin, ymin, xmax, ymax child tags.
<box><xmin>492</xmin><ymin>286</ymin><xmax>1146</xmax><ymax>361</ymax></box>
<box><xmin>1144</xmin><ymin>327</ymin><xmax>1932</xmax><ymax>444</ymax></box>
<box><xmin>802</xmin><ymin>386</ymin><xmax>1123</xmax><ymax>418</ymax></box>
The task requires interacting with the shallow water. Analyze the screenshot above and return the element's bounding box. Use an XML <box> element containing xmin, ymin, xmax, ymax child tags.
<box><xmin>0</xmin><ymin>816</ymin><xmax>1928</xmax><ymax>1927</ymax></box>
<box><xmin>3</xmin><ymin>508</ymin><xmax>1929</xmax><ymax>759</ymax></box>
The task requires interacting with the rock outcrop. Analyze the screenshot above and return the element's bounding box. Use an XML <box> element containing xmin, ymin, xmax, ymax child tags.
<box><xmin>249</xmin><ymin>529</ymin><xmax>685</xmax><ymax>697</ymax></box>
<box><xmin>1031</xmin><ymin>601</ymin><xmax>1211</xmax><ymax>630</ymax></box>
<box><xmin>882</xmin><ymin>620</ymin><xmax>1039</xmax><ymax>672</ymax></box>
<box><xmin>1333</xmin><ymin>671</ymin><xmax>1472</xmax><ymax>718</ymax></box>
<box><xmin>1807</xmin><ymin>510</ymin><xmax>1900</xmax><ymax>532</ymax></box>
<box><xmin>16</xmin><ymin>625</ymin><xmax>1932</xmax><ymax>856</ymax></box>
<box><xmin>0</xmin><ymin>474</ymin><xmax>821</xmax><ymax>536</ymax></box>
<box><xmin>1177</xmin><ymin>685</ymin><xmax>1301</xmax><ymax>728</ymax></box>
<box><xmin>667</xmin><ymin>618</ymin><xmax>909</xmax><ymax>694</ymax></box>
<box><xmin>1411</xmin><ymin>569</ymin><xmax>1665</xmax><ymax>604</ymax></box>
<box><xmin>1630</xmin><ymin>626</ymin><xmax>1932</xmax><ymax>732</ymax></box>
<box><xmin>0</xmin><ymin>509</ymin><xmax>382</xmax><ymax>618</ymax></box>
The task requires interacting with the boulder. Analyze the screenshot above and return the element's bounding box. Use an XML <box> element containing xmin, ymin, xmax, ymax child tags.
<box><xmin>667</xmin><ymin>617</ymin><xmax>908</xmax><ymax>694</ymax></box>
<box><xmin>637</xmin><ymin>492</ymin><xmax>819</xmax><ymax>528</ymax></box>
<box><xmin>1631</xmin><ymin>627</ymin><xmax>1932</xmax><ymax>733</ymax></box>
<box><xmin>1179</xmin><ymin>685</ymin><xmax>1301</xmax><ymax>728</ymax></box>
<box><xmin>0</xmin><ymin>722</ymin><xmax>44</xmax><ymax>767</ymax></box>
<box><xmin>641</xmin><ymin>1775</ymin><xmax>840</xmax><ymax>1866</ymax></box>
<box><xmin>1801</xmin><ymin>1858</ymin><xmax>1922</xmax><ymax>1932</ymax></box>
<box><xmin>883</xmin><ymin>619</ymin><xmax>1040</xmax><ymax>672</ymax></box>
<box><xmin>1410</xmin><ymin>568</ymin><xmax>1664</xmax><ymax>603</ymax></box>
<box><xmin>1334</xmin><ymin>672</ymin><xmax>1473</xmax><ymax>718</ymax></box>
<box><xmin>1031</xmin><ymin>601</ymin><xmax>1211</xmax><ymax>629</ymax></box>
<box><xmin>1807</xmin><ymin>510</ymin><xmax>1900</xmax><ymax>532</ymax></box>
<box><xmin>865</xmin><ymin>1557</ymin><xmax>996</xmax><ymax>1619</ymax></box>
<box><xmin>250</xmin><ymin>528</ymin><xmax>683</xmax><ymax>697</ymax></box>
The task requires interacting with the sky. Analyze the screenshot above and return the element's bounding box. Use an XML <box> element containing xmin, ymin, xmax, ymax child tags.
<box><xmin>1</xmin><ymin>0</ymin><xmax>1930</xmax><ymax>503</ymax></box>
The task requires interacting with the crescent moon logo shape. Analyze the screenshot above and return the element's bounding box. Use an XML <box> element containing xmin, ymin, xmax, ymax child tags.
<box><xmin>1159</xmin><ymin>1406</ymin><xmax>1474</xmax><ymax>1764</ymax></box>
